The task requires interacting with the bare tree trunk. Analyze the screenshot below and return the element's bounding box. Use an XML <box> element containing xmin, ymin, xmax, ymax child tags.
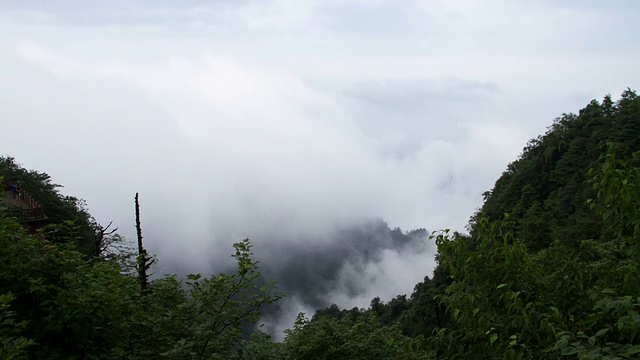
<box><xmin>135</xmin><ymin>193</ymin><xmax>152</xmax><ymax>297</ymax></box>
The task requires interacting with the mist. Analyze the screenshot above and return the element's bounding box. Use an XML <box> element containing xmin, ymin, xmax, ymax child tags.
<box><xmin>2</xmin><ymin>48</ymin><xmax>523</xmax><ymax>337</ymax></box>
<box><xmin>2</xmin><ymin>0</ymin><xmax>639</xmax><ymax>339</ymax></box>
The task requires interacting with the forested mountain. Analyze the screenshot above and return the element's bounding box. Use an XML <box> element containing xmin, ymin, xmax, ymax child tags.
<box><xmin>424</xmin><ymin>89</ymin><xmax>640</xmax><ymax>359</ymax></box>
<box><xmin>307</xmin><ymin>89</ymin><xmax>640</xmax><ymax>359</ymax></box>
<box><xmin>476</xmin><ymin>89</ymin><xmax>640</xmax><ymax>251</ymax></box>
<box><xmin>1</xmin><ymin>89</ymin><xmax>640</xmax><ymax>359</ymax></box>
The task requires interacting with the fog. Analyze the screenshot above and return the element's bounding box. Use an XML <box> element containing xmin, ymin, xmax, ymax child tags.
<box><xmin>1</xmin><ymin>0</ymin><xmax>639</xmax><ymax>339</ymax></box>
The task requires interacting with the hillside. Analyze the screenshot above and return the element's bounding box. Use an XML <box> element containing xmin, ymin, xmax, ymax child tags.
<box><xmin>309</xmin><ymin>89</ymin><xmax>640</xmax><ymax>359</ymax></box>
<box><xmin>476</xmin><ymin>88</ymin><xmax>640</xmax><ymax>251</ymax></box>
<box><xmin>426</xmin><ymin>89</ymin><xmax>640</xmax><ymax>358</ymax></box>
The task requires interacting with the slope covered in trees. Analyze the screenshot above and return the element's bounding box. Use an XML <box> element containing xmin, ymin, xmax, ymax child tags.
<box><xmin>307</xmin><ymin>89</ymin><xmax>640</xmax><ymax>359</ymax></box>
<box><xmin>476</xmin><ymin>89</ymin><xmax>640</xmax><ymax>251</ymax></box>
<box><xmin>0</xmin><ymin>157</ymin><xmax>104</xmax><ymax>257</ymax></box>
<box><xmin>429</xmin><ymin>89</ymin><xmax>640</xmax><ymax>359</ymax></box>
<box><xmin>2</xmin><ymin>89</ymin><xmax>640</xmax><ymax>359</ymax></box>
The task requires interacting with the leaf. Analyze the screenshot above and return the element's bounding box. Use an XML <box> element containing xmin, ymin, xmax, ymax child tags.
<box><xmin>625</xmin><ymin>345</ymin><xmax>640</xmax><ymax>356</ymax></box>
<box><xmin>561</xmin><ymin>347</ymin><xmax>577</xmax><ymax>356</ymax></box>
<box><xmin>453</xmin><ymin>308</ymin><xmax>460</xmax><ymax>320</ymax></box>
<box><xmin>503</xmin><ymin>348</ymin><xmax>516</xmax><ymax>360</ymax></box>
<box><xmin>186</xmin><ymin>273</ymin><xmax>202</xmax><ymax>281</ymax></box>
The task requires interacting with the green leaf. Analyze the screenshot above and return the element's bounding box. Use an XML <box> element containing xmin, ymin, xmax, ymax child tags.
<box><xmin>625</xmin><ymin>345</ymin><xmax>640</xmax><ymax>356</ymax></box>
<box><xmin>453</xmin><ymin>308</ymin><xmax>460</xmax><ymax>320</ymax></box>
<box><xmin>503</xmin><ymin>348</ymin><xmax>516</xmax><ymax>360</ymax></box>
<box><xmin>186</xmin><ymin>273</ymin><xmax>201</xmax><ymax>281</ymax></box>
<box><xmin>561</xmin><ymin>347</ymin><xmax>577</xmax><ymax>356</ymax></box>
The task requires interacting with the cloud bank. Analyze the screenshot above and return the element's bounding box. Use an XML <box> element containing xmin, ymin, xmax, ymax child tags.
<box><xmin>1</xmin><ymin>0</ymin><xmax>638</xmax><ymax>338</ymax></box>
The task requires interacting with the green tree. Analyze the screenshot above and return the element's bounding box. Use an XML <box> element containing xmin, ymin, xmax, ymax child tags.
<box><xmin>0</xmin><ymin>293</ymin><xmax>36</xmax><ymax>360</ymax></box>
<box><xmin>0</xmin><ymin>157</ymin><xmax>96</xmax><ymax>255</ymax></box>
<box><xmin>282</xmin><ymin>312</ymin><xmax>433</xmax><ymax>360</ymax></box>
<box><xmin>0</xmin><ymin>215</ymin><xmax>137</xmax><ymax>358</ymax></box>
<box><xmin>474</xmin><ymin>90</ymin><xmax>640</xmax><ymax>251</ymax></box>
<box><xmin>429</xmin><ymin>147</ymin><xmax>640</xmax><ymax>359</ymax></box>
<box><xmin>0</xmin><ymin>211</ymin><xmax>282</xmax><ymax>358</ymax></box>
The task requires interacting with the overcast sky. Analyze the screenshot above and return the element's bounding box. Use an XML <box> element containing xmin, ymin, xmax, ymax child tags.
<box><xmin>2</xmin><ymin>0</ymin><xmax>639</xmax><ymax>337</ymax></box>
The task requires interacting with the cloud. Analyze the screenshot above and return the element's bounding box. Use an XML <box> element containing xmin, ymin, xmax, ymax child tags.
<box><xmin>5</xmin><ymin>41</ymin><xmax>532</xmax><ymax>247</ymax></box>
<box><xmin>2</xmin><ymin>0</ymin><xmax>638</xmax><ymax>338</ymax></box>
<box><xmin>317</xmin><ymin>1</ymin><xmax>411</xmax><ymax>36</ymax></box>
<box><xmin>345</xmin><ymin>77</ymin><xmax>498</xmax><ymax>115</ymax></box>
<box><xmin>254</xmin><ymin>221</ymin><xmax>436</xmax><ymax>340</ymax></box>
<box><xmin>2</xmin><ymin>44</ymin><xmax>526</xmax><ymax>335</ymax></box>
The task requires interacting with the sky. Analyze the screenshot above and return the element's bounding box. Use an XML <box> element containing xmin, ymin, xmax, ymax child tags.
<box><xmin>1</xmin><ymin>0</ymin><xmax>639</xmax><ymax>337</ymax></box>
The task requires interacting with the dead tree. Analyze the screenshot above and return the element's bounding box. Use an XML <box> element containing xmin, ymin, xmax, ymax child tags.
<box><xmin>135</xmin><ymin>193</ymin><xmax>154</xmax><ymax>297</ymax></box>
<box><xmin>93</xmin><ymin>221</ymin><xmax>118</xmax><ymax>259</ymax></box>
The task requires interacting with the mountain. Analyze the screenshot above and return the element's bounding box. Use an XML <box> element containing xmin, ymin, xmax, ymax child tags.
<box><xmin>307</xmin><ymin>89</ymin><xmax>640</xmax><ymax>359</ymax></box>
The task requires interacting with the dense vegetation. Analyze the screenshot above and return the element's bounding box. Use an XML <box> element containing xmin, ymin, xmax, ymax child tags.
<box><xmin>302</xmin><ymin>89</ymin><xmax>640</xmax><ymax>359</ymax></box>
<box><xmin>1</xmin><ymin>89</ymin><xmax>639</xmax><ymax>359</ymax></box>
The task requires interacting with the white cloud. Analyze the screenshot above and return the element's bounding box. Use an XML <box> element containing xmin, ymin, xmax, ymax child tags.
<box><xmin>328</xmin><ymin>242</ymin><xmax>437</xmax><ymax>308</ymax></box>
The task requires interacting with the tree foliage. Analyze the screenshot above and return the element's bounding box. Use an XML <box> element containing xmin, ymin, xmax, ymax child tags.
<box><xmin>0</xmin><ymin>157</ymin><xmax>119</xmax><ymax>258</ymax></box>
<box><xmin>281</xmin><ymin>312</ymin><xmax>433</xmax><ymax>359</ymax></box>
<box><xmin>475</xmin><ymin>89</ymin><xmax>640</xmax><ymax>251</ymax></box>
<box><xmin>0</xmin><ymin>214</ymin><xmax>281</xmax><ymax>359</ymax></box>
<box><xmin>426</xmin><ymin>90</ymin><xmax>640</xmax><ymax>359</ymax></box>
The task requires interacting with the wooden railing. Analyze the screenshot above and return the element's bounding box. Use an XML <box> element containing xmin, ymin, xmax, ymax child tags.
<box><xmin>5</xmin><ymin>207</ymin><xmax>45</xmax><ymax>221</ymax></box>
<box><xmin>2</xmin><ymin>180</ymin><xmax>46</xmax><ymax>222</ymax></box>
<box><xmin>22</xmin><ymin>208</ymin><xmax>45</xmax><ymax>221</ymax></box>
<box><xmin>18</xmin><ymin>189</ymin><xmax>41</xmax><ymax>209</ymax></box>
